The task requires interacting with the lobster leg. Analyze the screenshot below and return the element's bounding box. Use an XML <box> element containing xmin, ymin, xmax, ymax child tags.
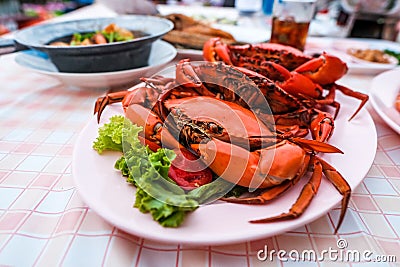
<box><xmin>313</xmin><ymin>85</ymin><xmax>341</xmax><ymax>119</ymax></box>
<box><xmin>95</xmin><ymin>85</ymin><xmax>164</xmax><ymax>123</ymax></box>
<box><xmin>250</xmin><ymin>155</ymin><xmax>350</xmax><ymax>233</ymax></box>
<box><xmin>94</xmin><ymin>91</ymin><xmax>129</xmax><ymax>122</ymax></box>
<box><xmin>318</xmin><ymin>156</ymin><xmax>351</xmax><ymax>233</ymax></box>
<box><xmin>249</xmin><ymin>155</ymin><xmax>322</xmax><ymax>222</ymax></box>
<box><xmin>334</xmin><ymin>84</ymin><xmax>369</xmax><ymax>121</ymax></box>
<box><xmin>276</xmin><ymin>125</ymin><xmax>309</xmax><ymax>138</ymax></box>
<box><xmin>274</xmin><ymin>108</ymin><xmax>335</xmax><ymax>143</ymax></box>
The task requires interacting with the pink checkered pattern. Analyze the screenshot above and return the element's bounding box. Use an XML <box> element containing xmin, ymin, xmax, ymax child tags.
<box><xmin>0</xmin><ymin>50</ymin><xmax>399</xmax><ymax>267</ymax></box>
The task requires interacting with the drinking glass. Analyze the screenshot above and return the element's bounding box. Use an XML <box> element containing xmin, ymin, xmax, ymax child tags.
<box><xmin>269</xmin><ymin>0</ymin><xmax>317</xmax><ymax>51</ymax></box>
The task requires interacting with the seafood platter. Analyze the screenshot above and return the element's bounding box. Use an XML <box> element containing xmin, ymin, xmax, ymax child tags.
<box><xmin>72</xmin><ymin>33</ymin><xmax>377</xmax><ymax>244</ymax></box>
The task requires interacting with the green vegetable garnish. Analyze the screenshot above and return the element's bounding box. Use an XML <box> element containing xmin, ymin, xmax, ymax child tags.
<box><xmin>102</xmin><ymin>31</ymin><xmax>115</xmax><ymax>43</ymax></box>
<box><xmin>102</xmin><ymin>31</ymin><xmax>134</xmax><ymax>43</ymax></box>
<box><xmin>70</xmin><ymin>32</ymin><xmax>96</xmax><ymax>46</ymax></box>
<box><xmin>115</xmin><ymin>153</ymin><xmax>198</xmax><ymax>227</ymax></box>
<box><xmin>115</xmin><ymin>32</ymin><xmax>134</xmax><ymax>42</ymax></box>
<box><xmin>93</xmin><ymin>115</ymin><xmax>238</xmax><ymax>227</ymax></box>
<box><xmin>93</xmin><ymin>115</ymin><xmax>125</xmax><ymax>153</ymax></box>
<box><xmin>93</xmin><ymin>116</ymin><xmax>197</xmax><ymax>227</ymax></box>
<box><xmin>384</xmin><ymin>49</ymin><xmax>400</xmax><ymax>65</ymax></box>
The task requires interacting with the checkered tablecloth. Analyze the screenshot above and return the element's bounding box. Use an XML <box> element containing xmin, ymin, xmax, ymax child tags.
<box><xmin>0</xmin><ymin>46</ymin><xmax>399</xmax><ymax>266</ymax></box>
<box><xmin>0</xmin><ymin>2</ymin><xmax>400</xmax><ymax>264</ymax></box>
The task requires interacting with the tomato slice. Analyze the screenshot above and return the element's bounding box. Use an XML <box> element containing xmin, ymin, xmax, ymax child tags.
<box><xmin>168</xmin><ymin>147</ymin><xmax>213</xmax><ymax>190</ymax></box>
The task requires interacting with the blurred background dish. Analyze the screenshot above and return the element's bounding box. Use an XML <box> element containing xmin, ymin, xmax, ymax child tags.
<box><xmin>8</xmin><ymin>15</ymin><xmax>173</xmax><ymax>73</ymax></box>
<box><xmin>157</xmin><ymin>3</ymin><xmax>270</xmax><ymax>51</ymax></box>
<box><xmin>14</xmin><ymin>40</ymin><xmax>177</xmax><ymax>89</ymax></box>
<box><xmin>304</xmin><ymin>47</ymin><xmax>354</xmax><ymax>64</ymax></box>
<box><xmin>160</xmin><ymin>13</ymin><xmax>236</xmax><ymax>50</ymax></box>
<box><xmin>346</xmin><ymin>48</ymin><xmax>399</xmax><ymax>66</ymax></box>
<box><xmin>305</xmin><ymin>37</ymin><xmax>400</xmax><ymax>75</ymax></box>
<box><xmin>159</xmin><ymin>13</ymin><xmax>270</xmax><ymax>51</ymax></box>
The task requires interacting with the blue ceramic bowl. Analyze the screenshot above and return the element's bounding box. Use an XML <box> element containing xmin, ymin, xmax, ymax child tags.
<box><xmin>13</xmin><ymin>16</ymin><xmax>174</xmax><ymax>73</ymax></box>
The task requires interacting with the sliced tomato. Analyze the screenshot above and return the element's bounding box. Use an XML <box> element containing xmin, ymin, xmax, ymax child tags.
<box><xmin>168</xmin><ymin>147</ymin><xmax>213</xmax><ymax>190</ymax></box>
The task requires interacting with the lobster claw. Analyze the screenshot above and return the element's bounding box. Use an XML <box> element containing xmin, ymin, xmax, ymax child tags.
<box><xmin>125</xmin><ymin>104</ymin><xmax>180</xmax><ymax>150</ymax></box>
<box><xmin>94</xmin><ymin>90</ymin><xmax>130</xmax><ymax>123</ymax></box>
<box><xmin>295</xmin><ymin>52</ymin><xmax>348</xmax><ymax>85</ymax></box>
<box><xmin>176</xmin><ymin>59</ymin><xmax>203</xmax><ymax>87</ymax></box>
<box><xmin>175</xmin><ymin>59</ymin><xmax>219</xmax><ymax>97</ymax></box>
<box><xmin>310</xmin><ymin>111</ymin><xmax>335</xmax><ymax>143</ymax></box>
<box><xmin>258</xmin><ymin>61</ymin><xmax>323</xmax><ymax>99</ymax></box>
<box><xmin>203</xmin><ymin>37</ymin><xmax>233</xmax><ymax>64</ymax></box>
<box><xmin>191</xmin><ymin>138</ymin><xmax>311</xmax><ymax>190</ymax></box>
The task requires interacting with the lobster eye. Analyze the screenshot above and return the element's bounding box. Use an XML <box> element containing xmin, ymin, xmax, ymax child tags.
<box><xmin>153</xmin><ymin>122</ymin><xmax>162</xmax><ymax>133</ymax></box>
<box><xmin>209</xmin><ymin>123</ymin><xmax>219</xmax><ymax>133</ymax></box>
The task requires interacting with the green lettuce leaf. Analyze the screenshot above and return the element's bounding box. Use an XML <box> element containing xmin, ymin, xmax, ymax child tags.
<box><xmin>93</xmin><ymin>115</ymin><xmax>125</xmax><ymax>153</ymax></box>
<box><xmin>94</xmin><ymin>115</ymin><xmax>198</xmax><ymax>227</ymax></box>
<box><xmin>94</xmin><ymin>115</ymin><xmax>243</xmax><ymax>227</ymax></box>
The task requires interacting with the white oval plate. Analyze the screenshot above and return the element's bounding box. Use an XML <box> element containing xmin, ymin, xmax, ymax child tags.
<box><xmin>14</xmin><ymin>40</ymin><xmax>177</xmax><ymax>89</ymax></box>
<box><xmin>370</xmin><ymin>68</ymin><xmax>400</xmax><ymax>134</ymax></box>
<box><xmin>72</xmin><ymin>93</ymin><xmax>376</xmax><ymax>245</ymax></box>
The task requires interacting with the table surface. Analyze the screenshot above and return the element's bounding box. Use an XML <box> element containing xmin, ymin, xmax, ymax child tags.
<box><xmin>0</xmin><ymin>3</ymin><xmax>399</xmax><ymax>267</ymax></box>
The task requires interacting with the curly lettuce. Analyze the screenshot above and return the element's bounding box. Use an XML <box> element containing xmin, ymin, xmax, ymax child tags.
<box><xmin>93</xmin><ymin>115</ymin><xmax>198</xmax><ymax>227</ymax></box>
<box><xmin>93</xmin><ymin>115</ymin><xmax>238</xmax><ymax>227</ymax></box>
<box><xmin>93</xmin><ymin>115</ymin><xmax>125</xmax><ymax>153</ymax></box>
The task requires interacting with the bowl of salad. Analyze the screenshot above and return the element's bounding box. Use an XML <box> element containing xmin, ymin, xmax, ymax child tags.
<box><xmin>11</xmin><ymin>15</ymin><xmax>174</xmax><ymax>73</ymax></box>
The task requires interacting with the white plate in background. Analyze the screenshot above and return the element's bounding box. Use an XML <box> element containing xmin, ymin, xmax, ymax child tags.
<box><xmin>306</xmin><ymin>37</ymin><xmax>400</xmax><ymax>75</ymax></box>
<box><xmin>370</xmin><ymin>68</ymin><xmax>400</xmax><ymax>134</ymax></box>
<box><xmin>14</xmin><ymin>40</ymin><xmax>177</xmax><ymax>90</ymax></box>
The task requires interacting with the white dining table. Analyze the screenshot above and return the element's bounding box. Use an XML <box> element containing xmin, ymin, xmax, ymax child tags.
<box><xmin>0</xmin><ymin>3</ymin><xmax>399</xmax><ymax>266</ymax></box>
